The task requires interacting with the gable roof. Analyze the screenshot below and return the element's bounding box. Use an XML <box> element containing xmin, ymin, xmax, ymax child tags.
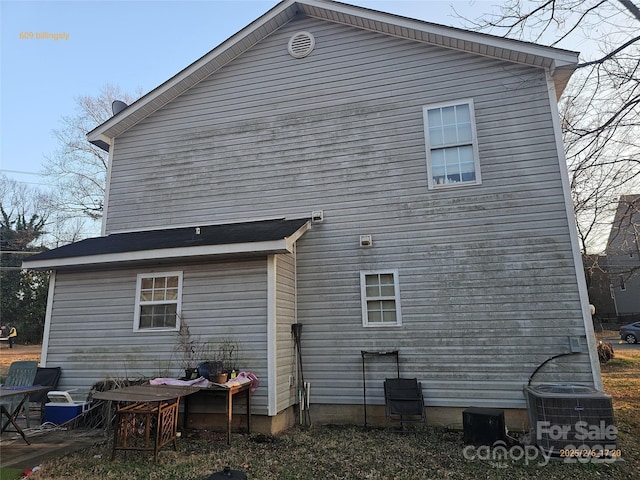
<box><xmin>87</xmin><ymin>0</ymin><xmax>579</xmax><ymax>151</ymax></box>
<box><xmin>605</xmin><ymin>194</ymin><xmax>640</xmax><ymax>253</ymax></box>
<box><xmin>23</xmin><ymin>218</ymin><xmax>311</xmax><ymax>270</ymax></box>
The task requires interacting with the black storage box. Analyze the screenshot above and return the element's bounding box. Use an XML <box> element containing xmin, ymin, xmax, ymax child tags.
<box><xmin>463</xmin><ymin>407</ymin><xmax>506</xmax><ymax>445</ymax></box>
<box><xmin>207</xmin><ymin>467</ymin><xmax>247</xmax><ymax>480</ymax></box>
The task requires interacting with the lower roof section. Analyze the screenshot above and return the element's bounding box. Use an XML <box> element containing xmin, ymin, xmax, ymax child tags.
<box><xmin>23</xmin><ymin>218</ymin><xmax>311</xmax><ymax>270</ymax></box>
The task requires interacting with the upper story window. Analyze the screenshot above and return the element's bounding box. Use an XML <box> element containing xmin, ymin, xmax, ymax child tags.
<box><xmin>360</xmin><ymin>270</ymin><xmax>402</xmax><ymax>327</ymax></box>
<box><xmin>134</xmin><ymin>272</ymin><xmax>183</xmax><ymax>331</ymax></box>
<box><xmin>423</xmin><ymin>100</ymin><xmax>481</xmax><ymax>189</ymax></box>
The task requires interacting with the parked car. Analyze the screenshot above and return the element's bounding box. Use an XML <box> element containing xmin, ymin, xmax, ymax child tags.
<box><xmin>620</xmin><ymin>322</ymin><xmax>640</xmax><ymax>344</ymax></box>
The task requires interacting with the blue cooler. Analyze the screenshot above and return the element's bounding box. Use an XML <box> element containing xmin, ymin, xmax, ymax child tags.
<box><xmin>44</xmin><ymin>391</ymin><xmax>89</xmax><ymax>425</ymax></box>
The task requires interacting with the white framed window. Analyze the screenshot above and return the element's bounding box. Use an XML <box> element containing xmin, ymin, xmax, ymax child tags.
<box><xmin>423</xmin><ymin>99</ymin><xmax>481</xmax><ymax>189</ymax></box>
<box><xmin>134</xmin><ymin>271</ymin><xmax>183</xmax><ymax>331</ymax></box>
<box><xmin>360</xmin><ymin>270</ymin><xmax>402</xmax><ymax>327</ymax></box>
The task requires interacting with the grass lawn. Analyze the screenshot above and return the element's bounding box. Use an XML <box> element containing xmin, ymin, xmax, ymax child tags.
<box><xmin>11</xmin><ymin>341</ymin><xmax>640</xmax><ymax>479</ymax></box>
<box><xmin>0</xmin><ymin>344</ymin><xmax>41</xmax><ymax>382</ymax></box>
<box><xmin>0</xmin><ymin>467</ymin><xmax>24</xmax><ymax>480</ymax></box>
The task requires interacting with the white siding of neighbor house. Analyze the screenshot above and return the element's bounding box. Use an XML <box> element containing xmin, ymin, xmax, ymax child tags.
<box><xmin>43</xmin><ymin>259</ymin><xmax>272</xmax><ymax>414</ymax></box>
<box><xmin>90</xmin><ymin>15</ymin><xmax>594</xmax><ymax>410</ymax></box>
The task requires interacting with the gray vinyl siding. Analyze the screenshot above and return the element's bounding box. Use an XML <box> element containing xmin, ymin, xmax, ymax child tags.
<box><xmin>274</xmin><ymin>253</ymin><xmax>298</xmax><ymax>413</ymax></box>
<box><xmin>104</xmin><ymin>17</ymin><xmax>556</xmax><ymax>232</ymax></box>
<box><xmin>98</xmin><ymin>15</ymin><xmax>592</xmax><ymax>410</ymax></box>
<box><xmin>606</xmin><ymin>197</ymin><xmax>640</xmax><ymax>315</ymax></box>
<box><xmin>44</xmin><ymin>259</ymin><xmax>271</xmax><ymax>413</ymax></box>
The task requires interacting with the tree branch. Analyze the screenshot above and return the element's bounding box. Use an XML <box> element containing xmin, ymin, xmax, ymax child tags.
<box><xmin>578</xmin><ymin>35</ymin><xmax>640</xmax><ymax>68</ymax></box>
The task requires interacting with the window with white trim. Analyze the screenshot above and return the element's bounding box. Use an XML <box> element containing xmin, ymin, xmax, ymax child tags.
<box><xmin>134</xmin><ymin>272</ymin><xmax>183</xmax><ymax>331</ymax></box>
<box><xmin>360</xmin><ymin>270</ymin><xmax>402</xmax><ymax>327</ymax></box>
<box><xmin>423</xmin><ymin>100</ymin><xmax>481</xmax><ymax>189</ymax></box>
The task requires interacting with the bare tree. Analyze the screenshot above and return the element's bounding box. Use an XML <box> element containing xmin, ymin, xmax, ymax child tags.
<box><xmin>459</xmin><ymin>0</ymin><xmax>640</xmax><ymax>254</ymax></box>
<box><xmin>44</xmin><ymin>84</ymin><xmax>142</xmax><ymax>221</ymax></box>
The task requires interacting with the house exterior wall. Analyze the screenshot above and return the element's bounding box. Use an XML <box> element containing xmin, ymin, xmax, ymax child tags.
<box><xmin>612</xmin><ymin>271</ymin><xmax>640</xmax><ymax>316</ymax></box>
<box><xmin>583</xmin><ymin>254</ymin><xmax>617</xmax><ymax>318</ymax></box>
<box><xmin>104</xmin><ymin>16</ymin><xmax>565</xmax><ymax>234</ymax></box>
<box><xmin>606</xmin><ymin>196</ymin><xmax>640</xmax><ymax>316</ymax></box>
<box><xmin>274</xmin><ymin>252</ymin><xmax>298</xmax><ymax>413</ymax></box>
<box><xmin>43</xmin><ymin>259</ymin><xmax>273</xmax><ymax>414</ymax></box>
<box><xmin>91</xmin><ymin>15</ymin><xmax>594</xmax><ymax>414</ymax></box>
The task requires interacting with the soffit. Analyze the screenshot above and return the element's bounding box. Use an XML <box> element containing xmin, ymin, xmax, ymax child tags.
<box><xmin>87</xmin><ymin>0</ymin><xmax>578</xmax><ymax>150</ymax></box>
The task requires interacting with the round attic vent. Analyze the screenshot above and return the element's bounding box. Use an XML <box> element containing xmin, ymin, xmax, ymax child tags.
<box><xmin>288</xmin><ymin>31</ymin><xmax>315</xmax><ymax>58</ymax></box>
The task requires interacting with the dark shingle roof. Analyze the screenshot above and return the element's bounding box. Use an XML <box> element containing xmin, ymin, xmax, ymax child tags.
<box><xmin>24</xmin><ymin>218</ymin><xmax>310</xmax><ymax>269</ymax></box>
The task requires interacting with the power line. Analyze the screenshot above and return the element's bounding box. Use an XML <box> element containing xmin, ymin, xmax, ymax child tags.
<box><xmin>0</xmin><ymin>169</ymin><xmax>46</xmax><ymax>176</ymax></box>
<box><xmin>0</xmin><ymin>170</ymin><xmax>51</xmax><ymax>187</ymax></box>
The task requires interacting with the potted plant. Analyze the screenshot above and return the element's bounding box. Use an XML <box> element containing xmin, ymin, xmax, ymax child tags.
<box><xmin>210</xmin><ymin>360</ymin><xmax>228</xmax><ymax>384</ymax></box>
<box><xmin>211</xmin><ymin>338</ymin><xmax>240</xmax><ymax>383</ymax></box>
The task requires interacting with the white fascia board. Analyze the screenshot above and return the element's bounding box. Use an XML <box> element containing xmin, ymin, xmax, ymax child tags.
<box><xmin>304</xmin><ymin>0</ymin><xmax>578</xmax><ymax>68</ymax></box>
<box><xmin>101</xmin><ymin>138</ymin><xmax>115</xmax><ymax>237</ymax></box>
<box><xmin>285</xmin><ymin>220</ymin><xmax>311</xmax><ymax>249</ymax></box>
<box><xmin>94</xmin><ymin>133</ymin><xmax>112</xmax><ymax>148</ymax></box>
<box><xmin>545</xmin><ymin>70</ymin><xmax>603</xmax><ymax>391</ymax></box>
<box><xmin>23</xmin><ymin>239</ymin><xmax>292</xmax><ymax>270</ymax></box>
<box><xmin>40</xmin><ymin>270</ymin><xmax>56</xmax><ymax>366</ymax></box>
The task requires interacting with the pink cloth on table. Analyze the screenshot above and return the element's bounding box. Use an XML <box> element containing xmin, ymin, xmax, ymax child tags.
<box><xmin>149</xmin><ymin>377</ymin><xmax>211</xmax><ymax>387</ymax></box>
<box><xmin>236</xmin><ymin>372</ymin><xmax>259</xmax><ymax>393</ymax></box>
<box><xmin>150</xmin><ymin>372</ymin><xmax>259</xmax><ymax>392</ymax></box>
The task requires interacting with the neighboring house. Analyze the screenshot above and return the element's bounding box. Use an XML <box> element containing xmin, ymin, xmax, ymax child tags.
<box><xmin>605</xmin><ymin>195</ymin><xmax>640</xmax><ymax>318</ymax></box>
<box><xmin>24</xmin><ymin>0</ymin><xmax>602</xmax><ymax>433</ymax></box>
<box><xmin>582</xmin><ymin>254</ymin><xmax>617</xmax><ymax>321</ymax></box>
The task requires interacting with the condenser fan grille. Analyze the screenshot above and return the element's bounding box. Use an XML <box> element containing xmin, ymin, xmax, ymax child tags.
<box><xmin>524</xmin><ymin>385</ymin><xmax>616</xmax><ymax>455</ymax></box>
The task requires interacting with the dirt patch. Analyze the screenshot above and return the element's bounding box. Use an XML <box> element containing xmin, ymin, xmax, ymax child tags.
<box><xmin>0</xmin><ymin>344</ymin><xmax>41</xmax><ymax>379</ymax></box>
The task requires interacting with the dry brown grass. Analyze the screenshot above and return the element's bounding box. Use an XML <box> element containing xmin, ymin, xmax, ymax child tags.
<box><xmin>0</xmin><ymin>344</ymin><xmax>41</xmax><ymax>381</ymax></box>
<box><xmin>600</xmin><ymin>347</ymin><xmax>640</xmax><ymax>474</ymax></box>
<box><xmin>6</xmin><ymin>343</ymin><xmax>640</xmax><ymax>479</ymax></box>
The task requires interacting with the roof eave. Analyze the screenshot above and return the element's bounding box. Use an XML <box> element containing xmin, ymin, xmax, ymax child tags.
<box><xmin>23</xmin><ymin>218</ymin><xmax>312</xmax><ymax>270</ymax></box>
<box><xmin>86</xmin><ymin>0</ymin><xmax>579</xmax><ymax>150</ymax></box>
<box><xmin>23</xmin><ymin>239</ymin><xmax>292</xmax><ymax>271</ymax></box>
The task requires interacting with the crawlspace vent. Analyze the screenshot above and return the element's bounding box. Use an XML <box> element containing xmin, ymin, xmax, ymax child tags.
<box><xmin>288</xmin><ymin>31</ymin><xmax>315</xmax><ymax>58</ymax></box>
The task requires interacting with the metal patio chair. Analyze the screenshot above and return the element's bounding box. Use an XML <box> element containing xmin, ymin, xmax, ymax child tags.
<box><xmin>384</xmin><ymin>377</ymin><xmax>426</xmax><ymax>429</ymax></box>
<box><xmin>1</xmin><ymin>361</ymin><xmax>38</xmax><ymax>432</ymax></box>
<box><xmin>26</xmin><ymin>366</ymin><xmax>62</xmax><ymax>427</ymax></box>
